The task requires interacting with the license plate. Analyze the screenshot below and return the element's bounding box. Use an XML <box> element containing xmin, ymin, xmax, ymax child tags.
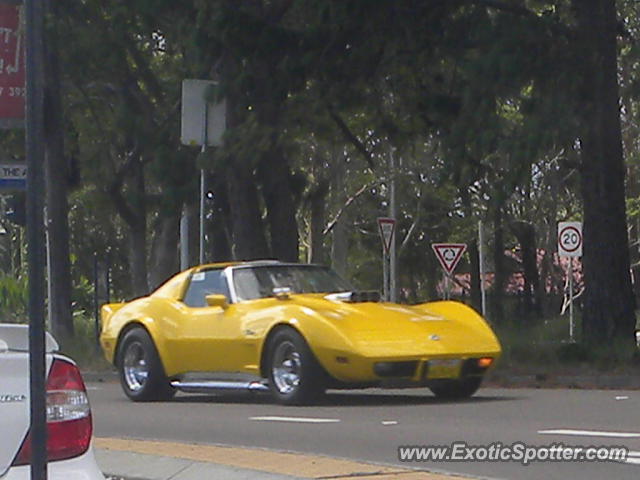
<box><xmin>427</xmin><ymin>358</ymin><xmax>462</xmax><ymax>379</ymax></box>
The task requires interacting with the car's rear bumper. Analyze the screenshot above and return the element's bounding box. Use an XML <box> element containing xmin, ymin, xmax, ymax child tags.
<box><xmin>1</xmin><ymin>448</ymin><xmax>104</xmax><ymax>480</ymax></box>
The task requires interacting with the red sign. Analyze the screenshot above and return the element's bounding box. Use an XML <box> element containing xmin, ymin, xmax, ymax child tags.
<box><xmin>432</xmin><ymin>243</ymin><xmax>467</xmax><ymax>274</ymax></box>
<box><xmin>0</xmin><ymin>4</ymin><xmax>25</xmax><ymax>127</ymax></box>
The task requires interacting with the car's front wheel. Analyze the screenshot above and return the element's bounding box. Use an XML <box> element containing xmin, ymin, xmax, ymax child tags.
<box><xmin>266</xmin><ymin>328</ymin><xmax>325</xmax><ymax>405</ymax></box>
<box><xmin>117</xmin><ymin>328</ymin><xmax>175</xmax><ymax>402</ymax></box>
<box><xmin>429</xmin><ymin>377</ymin><xmax>482</xmax><ymax>400</ymax></box>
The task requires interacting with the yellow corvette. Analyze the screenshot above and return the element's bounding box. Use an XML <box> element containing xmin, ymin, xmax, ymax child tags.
<box><xmin>100</xmin><ymin>261</ymin><xmax>501</xmax><ymax>405</ymax></box>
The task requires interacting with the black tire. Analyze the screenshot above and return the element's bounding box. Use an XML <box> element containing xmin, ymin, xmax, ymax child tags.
<box><xmin>429</xmin><ymin>376</ymin><xmax>483</xmax><ymax>400</ymax></box>
<box><xmin>266</xmin><ymin>328</ymin><xmax>325</xmax><ymax>406</ymax></box>
<box><xmin>116</xmin><ymin>328</ymin><xmax>175</xmax><ymax>402</ymax></box>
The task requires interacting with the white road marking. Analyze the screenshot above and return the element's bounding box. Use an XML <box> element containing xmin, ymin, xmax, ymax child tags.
<box><xmin>538</xmin><ymin>429</ymin><xmax>640</xmax><ymax>438</ymax></box>
<box><xmin>250</xmin><ymin>416</ymin><xmax>340</xmax><ymax>423</ymax></box>
<box><xmin>615</xmin><ymin>396</ymin><xmax>629</xmax><ymax>400</ymax></box>
<box><xmin>381</xmin><ymin>421</ymin><xmax>398</xmax><ymax>425</ymax></box>
<box><xmin>539</xmin><ymin>430</ymin><xmax>640</xmax><ymax>466</ymax></box>
<box><xmin>86</xmin><ymin>386</ymin><xmax>102</xmax><ymax>391</ymax></box>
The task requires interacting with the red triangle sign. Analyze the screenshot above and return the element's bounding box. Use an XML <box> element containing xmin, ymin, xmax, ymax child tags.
<box><xmin>432</xmin><ymin>243</ymin><xmax>467</xmax><ymax>274</ymax></box>
<box><xmin>378</xmin><ymin>217</ymin><xmax>396</xmax><ymax>254</ymax></box>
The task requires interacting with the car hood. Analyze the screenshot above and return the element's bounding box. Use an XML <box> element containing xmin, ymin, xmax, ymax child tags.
<box><xmin>289</xmin><ymin>294</ymin><xmax>500</xmax><ymax>357</ymax></box>
<box><xmin>0</xmin><ymin>325</ymin><xmax>55</xmax><ymax>475</ymax></box>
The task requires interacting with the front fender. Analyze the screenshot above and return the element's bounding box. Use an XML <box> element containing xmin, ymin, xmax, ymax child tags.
<box><xmin>256</xmin><ymin>305</ymin><xmax>358</xmax><ymax>381</ymax></box>
<box><xmin>413</xmin><ymin>300</ymin><xmax>501</xmax><ymax>354</ymax></box>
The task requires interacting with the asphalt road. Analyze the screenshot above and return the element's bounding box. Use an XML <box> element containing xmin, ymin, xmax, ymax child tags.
<box><xmin>88</xmin><ymin>381</ymin><xmax>640</xmax><ymax>480</ymax></box>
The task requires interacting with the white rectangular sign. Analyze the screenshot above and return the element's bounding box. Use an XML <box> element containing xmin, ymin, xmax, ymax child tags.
<box><xmin>181</xmin><ymin>79</ymin><xmax>226</xmax><ymax>147</ymax></box>
<box><xmin>558</xmin><ymin>221</ymin><xmax>583</xmax><ymax>257</ymax></box>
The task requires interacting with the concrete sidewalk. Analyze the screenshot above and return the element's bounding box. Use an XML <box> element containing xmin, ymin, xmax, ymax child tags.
<box><xmin>97</xmin><ymin>448</ymin><xmax>301</xmax><ymax>480</ymax></box>
<box><xmin>94</xmin><ymin>438</ymin><xmax>467</xmax><ymax>480</ymax></box>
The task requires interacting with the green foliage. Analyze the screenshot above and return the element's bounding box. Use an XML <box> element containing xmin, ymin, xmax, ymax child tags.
<box><xmin>59</xmin><ymin>312</ymin><xmax>112</xmax><ymax>371</ymax></box>
<box><xmin>0</xmin><ymin>1</ymin><xmax>636</xmax><ymax>354</ymax></box>
<box><xmin>0</xmin><ymin>273</ymin><xmax>27</xmax><ymax>324</ymax></box>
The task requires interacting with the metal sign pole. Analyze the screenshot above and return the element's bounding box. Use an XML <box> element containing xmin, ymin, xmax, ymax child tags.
<box><xmin>25</xmin><ymin>0</ymin><xmax>48</xmax><ymax>478</ymax></box>
<box><xmin>199</xmin><ymin>164</ymin><xmax>205</xmax><ymax>265</ymax></box>
<box><xmin>382</xmin><ymin>250</ymin><xmax>389</xmax><ymax>301</ymax></box>
<box><xmin>199</xmin><ymin>100</ymin><xmax>208</xmax><ymax>266</ymax></box>
<box><xmin>389</xmin><ymin>147</ymin><xmax>397</xmax><ymax>303</ymax></box>
<box><xmin>478</xmin><ymin>220</ymin><xmax>487</xmax><ymax>317</ymax></box>
<box><xmin>445</xmin><ymin>273</ymin><xmax>451</xmax><ymax>300</ymax></box>
<box><xmin>180</xmin><ymin>206</ymin><xmax>189</xmax><ymax>270</ymax></box>
<box><xmin>569</xmin><ymin>257</ymin><xmax>574</xmax><ymax>342</ymax></box>
<box><xmin>558</xmin><ymin>221</ymin><xmax>582</xmax><ymax>342</ymax></box>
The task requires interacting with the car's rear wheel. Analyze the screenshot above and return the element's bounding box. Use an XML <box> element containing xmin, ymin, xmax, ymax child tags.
<box><xmin>266</xmin><ymin>328</ymin><xmax>325</xmax><ymax>405</ymax></box>
<box><xmin>117</xmin><ymin>328</ymin><xmax>175</xmax><ymax>402</ymax></box>
<box><xmin>429</xmin><ymin>376</ymin><xmax>482</xmax><ymax>400</ymax></box>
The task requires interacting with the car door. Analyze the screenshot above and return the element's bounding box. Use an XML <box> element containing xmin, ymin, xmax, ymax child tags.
<box><xmin>170</xmin><ymin>269</ymin><xmax>249</xmax><ymax>373</ymax></box>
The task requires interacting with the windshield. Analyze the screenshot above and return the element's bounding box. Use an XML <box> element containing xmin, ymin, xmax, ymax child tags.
<box><xmin>233</xmin><ymin>265</ymin><xmax>353</xmax><ymax>301</ymax></box>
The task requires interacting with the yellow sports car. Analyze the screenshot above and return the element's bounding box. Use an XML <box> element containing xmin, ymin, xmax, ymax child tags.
<box><xmin>100</xmin><ymin>261</ymin><xmax>501</xmax><ymax>405</ymax></box>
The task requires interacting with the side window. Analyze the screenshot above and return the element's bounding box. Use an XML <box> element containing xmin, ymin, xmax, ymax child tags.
<box><xmin>183</xmin><ymin>269</ymin><xmax>230</xmax><ymax>308</ymax></box>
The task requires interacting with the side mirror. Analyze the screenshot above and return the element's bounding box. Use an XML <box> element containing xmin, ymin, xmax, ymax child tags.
<box><xmin>205</xmin><ymin>294</ymin><xmax>228</xmax><ymax>309</ymax></box>
<box><xmin>273</xmin><ymin>287</ymin><xmax>292</xmax><ymax>300</ymax></box>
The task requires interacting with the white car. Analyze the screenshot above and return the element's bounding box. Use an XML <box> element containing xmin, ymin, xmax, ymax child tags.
<box><xmin>0</xmin><ymin>324</ymin><xmax>105</xmax><ymax>480</ymax></box>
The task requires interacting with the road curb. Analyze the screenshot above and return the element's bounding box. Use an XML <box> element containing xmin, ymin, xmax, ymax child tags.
<box><xmin>486</xmin><ymin>373</ymin><xmax>640</xmax><ymax>389</ymax></box>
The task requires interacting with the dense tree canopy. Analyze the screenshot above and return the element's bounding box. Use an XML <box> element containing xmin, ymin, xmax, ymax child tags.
<box><xmin>1</xmin><ymin>0</ymin><xmax>639</xmax><ymax>351</ymax></box>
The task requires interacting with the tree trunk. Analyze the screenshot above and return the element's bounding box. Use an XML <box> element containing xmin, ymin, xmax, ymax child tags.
<box><xmin>468</xmin><ymin>238</ymin><xmax>482</xmax><ymax>312</ymax></box>
<box><xmin>308</xmin><ymin>183</ymin><xmax>328</xmax><ymax>264</ymax></box>
<box><xmin>148</xmin><ymin>212</ymin><xmax>179</xmax><ymax>290</ymax></box>
<box><xmin>512</xmin><ymin>220</ymin><xmax>542</xmax><ymax>318</ymax></box>
<box><xmin>125</xmin><ymin>159</ymin><xmax>148</xmax><ymax>298</ymax></box>
<box><xmin>226</xmin><ymin>162</ymin><xmax>269</xmax><ymax>260</ymax></box>
<box><xmin>574</xmin><ymin>0</ymin><xmax>636</xmax><ymax>346</ymax></box>
<box><xmin>128</xmin><ymin>221</ymin><xmax>148</xmax><ymax>298</ymax></box>
<box><xmin>459</xmin><ymin>187</ymin><xmax>481</xmax><ymax>311</ymax></box>
<box><xmin>331</xmin><ymin>157</ymin><xmax>349</xmax><ymax>276</ymax></box>
<box><xmin>492</xmin><ymin>207</ymin><xmax>506</xmax><ymax>324</ymax></box>
<box><xmin>208</xmin><ymin>172</ymin><xmax>233</xmax><ymax>262</ymax></box>
<box><xmin>43</xmin><ymin>14</ymin><xmax>74</xmax><ymax>342</ymax></box>
<box><xmin>222</xmin><ymin>70</ymin><xmax>270</xmax><ymax>261</ymax></box>
<box><xmin>259</xmin><ymin>146</ymin><xmax>299</xmax><ymax>262</ymax></box>
<box><xmin>308</xmin><ymin>155</ymin><xmax>328</xmax><ymax>264</ymax></box>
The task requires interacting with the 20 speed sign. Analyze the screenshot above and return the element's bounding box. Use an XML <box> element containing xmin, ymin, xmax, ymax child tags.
<box><xmin>558</xmin><ymin>221</ymin><xmax>582</xmax><ymax>257</ymax></box>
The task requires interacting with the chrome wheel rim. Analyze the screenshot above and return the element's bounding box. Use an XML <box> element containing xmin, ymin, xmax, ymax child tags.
<box><xmin>272</xmin><ymin>340</ymin><xmax>302</xmax><ymax>394</ymax></box>
<box><xmin>123</xmin><ymin>341</ymin><xmax>148</xmax><ymax>392</ymax></box>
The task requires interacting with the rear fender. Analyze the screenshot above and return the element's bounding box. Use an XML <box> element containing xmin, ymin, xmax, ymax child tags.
<box><xmin>112</xmin><ymin>318</ymin><xmax>166</xmax><ymax>368</ymax></box>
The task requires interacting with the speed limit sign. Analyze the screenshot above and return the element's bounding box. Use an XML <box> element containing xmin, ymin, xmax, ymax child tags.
<box><xmin>558</xmin><ymin>221</ymin><xmax>583</xmax><ymax>257</ymax></box>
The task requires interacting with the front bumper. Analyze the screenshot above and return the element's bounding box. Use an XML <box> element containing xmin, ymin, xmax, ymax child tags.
<box><xmin>320</xmin><ymin>349</ymin><xmax>501</xmax><ymax>384</ymax></box>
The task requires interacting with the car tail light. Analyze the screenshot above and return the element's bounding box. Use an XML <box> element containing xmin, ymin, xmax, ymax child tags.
<box><xmin>12</xmin><ymin>358</ymin><xmax>93</xmax><ymax>466</ymax></box>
